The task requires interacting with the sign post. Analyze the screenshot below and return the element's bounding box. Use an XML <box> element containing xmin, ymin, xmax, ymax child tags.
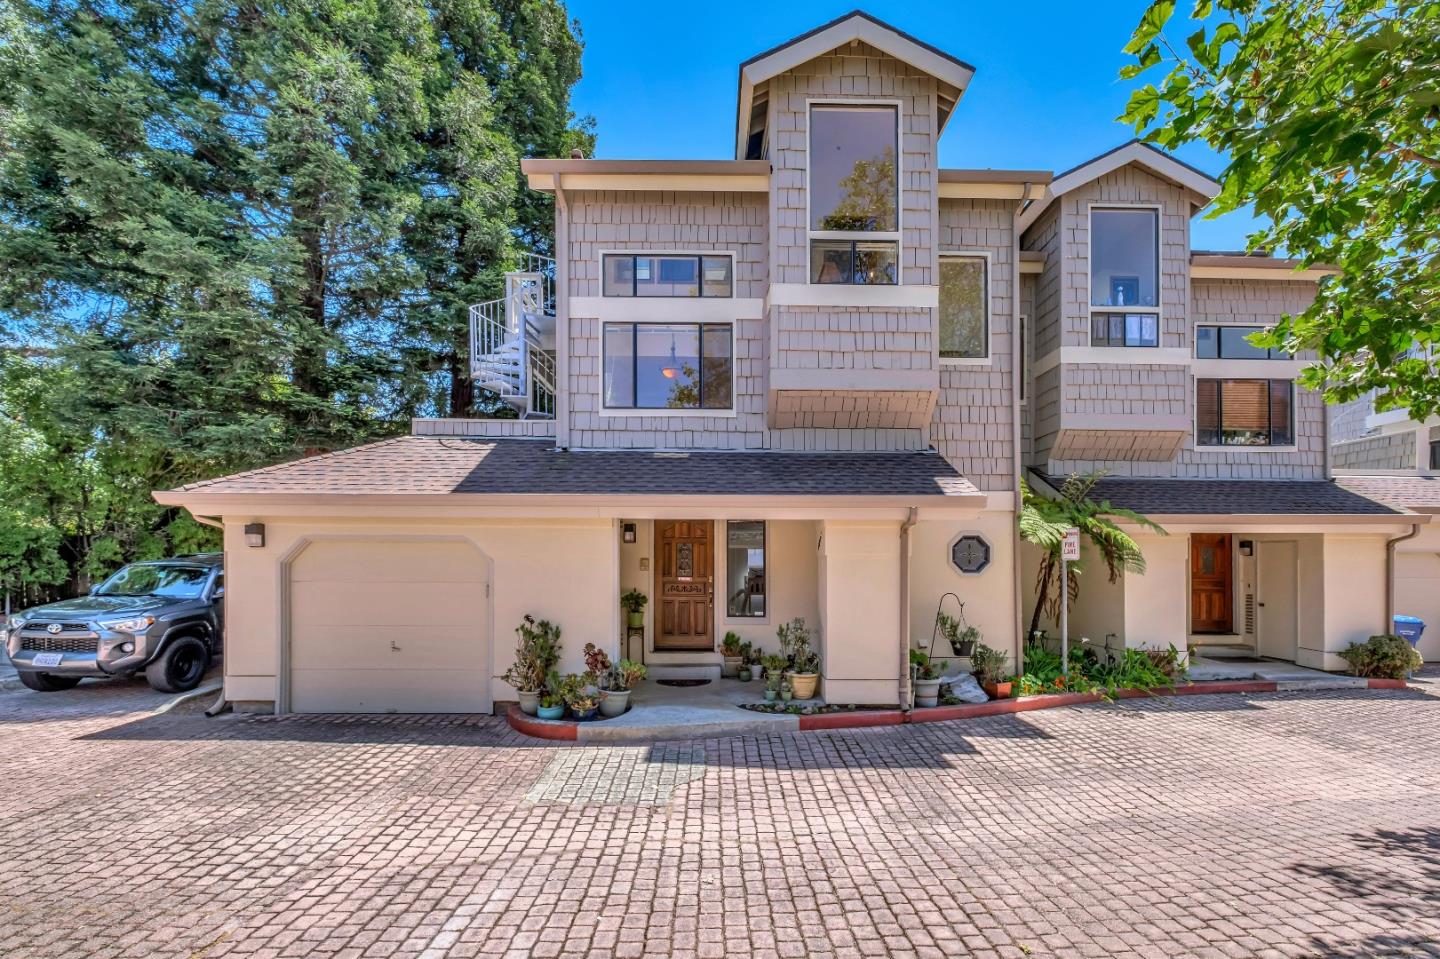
<box><xmin>1060</xmin><ymin>528</ymin><xmax>1080</xmax><ymax>679</ymax></box>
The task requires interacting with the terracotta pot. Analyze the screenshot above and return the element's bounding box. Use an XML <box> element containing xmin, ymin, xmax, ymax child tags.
<box><xmin>627</xmin><ymin>611</ymin><xmax>644</xmax><ymax>628</ymax></box>
<box><xmin>913</xmin><ymin>677</ymin><xmax>941</xmax><ymax>708</ymax></box>
<box><xmin>789</xmin><ymin>672</ymin><xmax>819</xmax><ymax>700</ymax></box>
<box><xmin>983</xmin><ymin>680</ymin><xmax>1013</xmax><ymax>700</ymax></box>
<box><xmin>722</xmin><ymin>655</ymin><xmax>743</xmax><ymax>678</ymax></box>
<box><xmin>599</xmin><ymin>689</ymin><xmax>629</xmax><ymax>718</ymax></box>
<box><xmin>517</xmin><ymin>689</ymin><xmax>540</xmax><ymax>716</ymax></box>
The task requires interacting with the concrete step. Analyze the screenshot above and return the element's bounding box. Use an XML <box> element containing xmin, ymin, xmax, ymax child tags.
<box><xmin>646</xmin><ymin>664</ymin><xmax>722</xmax><ymax>682</ymax></box>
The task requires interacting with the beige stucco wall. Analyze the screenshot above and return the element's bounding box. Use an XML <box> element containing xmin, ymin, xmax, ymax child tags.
<box><xmin>907</xmin><ymin>512</ymin><xmax>1019</xmax><ymax>674</ymax></box>
<box><xmin>1395</xmin><ymin>523</ymin><xmax>1440</xmax><ymax>662</ymax></box>
<box><xmin>219</xmin><ymin>516</ymin><xmax>618</xmax><ymax>710</ymax></box>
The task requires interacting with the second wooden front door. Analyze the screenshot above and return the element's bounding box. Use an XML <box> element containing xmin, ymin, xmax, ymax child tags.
<box><xmin>1190</xmin><ymin>533</ymin><xmax>1234</xmax><ymax>634</ymax></box>
<box><xmin>655</xmin><ymin>520</ymin><xmax>714</xmax><ymax>651</ymax></box>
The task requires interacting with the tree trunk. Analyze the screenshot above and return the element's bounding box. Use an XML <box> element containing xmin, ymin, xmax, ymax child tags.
<box><xmin>292</xmin><ymin>224</ymin><xmax>329</xmax><ymax>399</ymax></box>
<box><xmin>1028</xmin><ymin>555</ymin><xmax>1053</xmax><ymax>641</ymax></box>
<box><xmin>447</xmin><ymin>346</ymin><xmax>472</xmax><ymax>417</ymax></box>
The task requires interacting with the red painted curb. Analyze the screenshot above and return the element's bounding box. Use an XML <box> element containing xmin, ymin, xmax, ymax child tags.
<box><xmin>1164</xmin><ymin>680</ymin><xmax>1277</xmax><ymax>696</ymax></box>
<box><xmin>1367</xmin><ymin>678</ymin><xmax>1409</xmax><ymax>690</ymax></box>
<box><xmin>506</xmin><ymin>705</ymin><xmax>577</xmax><ymax>741</ymax></box>
<box><xmin>798</xmin><ymin>709</ymin><xmax>904</xmax><ymax>731</ymax></box>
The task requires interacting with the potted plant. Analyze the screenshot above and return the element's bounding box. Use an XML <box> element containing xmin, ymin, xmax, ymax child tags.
<box><xmin>779</xmin><ymin>618</ymin><xmax>820</xmax><ymax>700</ymax></box>
<box><xmin>560</xmin><ymin>672</ymin><xmax>599</xmax><ymax>721</ymax></box>
<box><xmin>720</xmin><ymin>631</ymin><xmax>744</xmax><ymax>678</ymax></box>
<box><xmin>971</xmin><ymin>642</ymin><xmax>1012</xmax><ymax>699</ymax></box>
<box><xmin>621</xmin><ymin>589</ymin><xmax>647</xmax><ymax>628</ymax></box>
<box><xmin>584</xmin><ymin>642</ymin><xmax>612</xmax><ymax>683</ymax></box>
<box><xmin>938</xmin><ymin>612</ymin><xmax>980</xmax><ymax>658</ymax></box>
<box><xmin>909</xmin><ymin>649</ymin><xmax>947</xmax><ymax>708</ymax></box>
<box><xmin>537</xmin><ymin>668</ymin><xmax>565</xmax><ymax>720</ymax></box>
<box><xmin>502</xmin><ymin>615</ymin><xmax>561</xmax><ymax>715</ymax></box>
<box><xmin>746</xmin><ymin>643</ymin><xmax>765</xmax><ymax>679</ymax></box>
<box><xmin>780</xmin><ymin>680</ymin><xmax>793</xmax><ymax>702</ymax></box>
<box><xmin>600</xmin><ymin>659</ymin><xmax>647</xmax><ymax>718</ymax></box>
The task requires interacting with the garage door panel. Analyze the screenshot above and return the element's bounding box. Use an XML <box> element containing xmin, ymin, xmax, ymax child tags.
<box><xmin>290</xmin><ymin>625</ymin><xmax>484</xmax><ymax>670</ymax></box>
<box><xmin>292</xmin><ymin>541</ymin><xmax>486</xmax><ymax>584</ymax></box>
<box><xmin>288</xmin><ymin>538</ymin><xmax>489</xmax><ymax>714</ymax></box>
<box><xmin>291</xmin><ymin>668</ymin><xmax>486</xmax><ymax>714</ymax></box>
<box><xmin>291</xmin><ymin>582</ymin><xmax>484</xmax><ymax>628</ymax></box>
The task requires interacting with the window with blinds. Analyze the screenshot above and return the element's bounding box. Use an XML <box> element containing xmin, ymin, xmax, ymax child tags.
<box><xmin>1197</xmin><ymin>379</ymin><xmax>1294</xmax><ymax>447</ymax></box>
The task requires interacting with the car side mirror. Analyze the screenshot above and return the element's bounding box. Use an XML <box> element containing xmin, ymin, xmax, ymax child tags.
<box><xmin>212</xmin><ymin>587</ymin><xmax>225</xmax><ymax>600</ymax></box>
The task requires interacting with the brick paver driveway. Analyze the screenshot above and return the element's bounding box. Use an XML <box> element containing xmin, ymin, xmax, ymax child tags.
<box><xmin>2</xmin><ymin>680</ymin><xmax>1439</xmax><ymax>959</ymax></box>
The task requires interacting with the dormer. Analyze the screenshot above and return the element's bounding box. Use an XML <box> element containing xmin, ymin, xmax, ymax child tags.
<box><xmin>1020</xmin><ymin>142</ymin><xmax>1220</xmax><ymax>463</ymax></box>
<box><xmin>736</xmin><ymin>12</ymin><xmax>978</xmax><ymax>429</ymax></box>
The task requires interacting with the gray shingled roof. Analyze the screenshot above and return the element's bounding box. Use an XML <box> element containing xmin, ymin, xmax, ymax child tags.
<box><xmin>1038</xmin><ymin>472</ymin><xmax>1404</xmax><ymax>516</ymax></box>
<box><xmin>169</xmin><ymin>436</ymin><xmax>981</xmax><ymax>498</ymax></box>
<box><xmin>1337</xmin><ymin>475</ymin><xmax>1440</xmax><ymax>511</ymax></box>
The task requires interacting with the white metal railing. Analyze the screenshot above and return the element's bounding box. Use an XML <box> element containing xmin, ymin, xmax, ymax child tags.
<box><xmin>465</xmin><ymin>253</ymin><xmax>558</xmax><ymax>418</ymax></box>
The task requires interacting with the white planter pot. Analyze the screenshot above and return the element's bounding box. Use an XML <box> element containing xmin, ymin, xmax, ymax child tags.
<box><xmin>517</xmin><ymin>690</ymin><xmax>540</xmax><ymax>716</ymax></box>
<box><xmin>599</xmin><ymin>688</ymin><xmax>630</xmax><ymax>718</ymax></box>
<box><xmin>913</xmin><ymin>678</ymin><xmax>942</xmax><ymax>708</ymax></box>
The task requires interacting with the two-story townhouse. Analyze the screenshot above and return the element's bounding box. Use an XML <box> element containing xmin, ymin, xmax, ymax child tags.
<box><xmin>1014</xmin><ymin>142</ymin><xmax>1425</xmax><ymax>671</ymax></box>
<box><xmin>1327</xmin><ymin>398</ymin><xmax>1440</xmax><ymax>661</ymax></box>
<box><xmin>155</xmin><ymin>12</ymin><xmax>1043</xmax><ymax>715</ymax></box>
<box><xmin>153</xmin><ymin>11</ymin><xmax>1423</xmax><ymax>717</ymax></box>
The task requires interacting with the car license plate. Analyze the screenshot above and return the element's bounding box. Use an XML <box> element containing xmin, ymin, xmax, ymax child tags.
<box><xmin>32</xmin><ymin>653</ymin><xmax>64</xmax><ymax>667</ymax></box>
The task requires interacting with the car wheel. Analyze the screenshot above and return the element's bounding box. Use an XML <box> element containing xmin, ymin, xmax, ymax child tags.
<box><xmin>145</xmin><ymin>636</ymin><xmax>209</xmax><ymax>693</ymax></box>
<box><xmin>19</xmin><ymin>672</ymin><xmax>82</xmax><ymax>692</ymax></box>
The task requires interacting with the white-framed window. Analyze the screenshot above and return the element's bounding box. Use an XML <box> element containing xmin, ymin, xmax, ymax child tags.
<box><xmin>1195</xmin><ymin>324</ymin><xmax>1291</xmax><ymax>360</ymax></box>
<box><xmin>601</xmin><ymin>322</ymin><xmax>734</xmax><ymax>410</ymax></box>
<box><xmin>808</xmin><ymin>102</ymin><xmax>900</xmax><ymax>286</ymax></box>
<box><xmin>725</xmin><ymin>521</ymin><xmax>766</xmax><ymax>619</ymax></box>
<box><xmin>1089</xmin><ymin>206</ymin><xmax>1160</xmax><ymax>347</ymax></box>
<box><xmin>602</xmin><ymin>253</ymin><xmax>734</xmax><ymax>298</ymax></box>
<box><xmin>937</xmin><ymin>252</ymin><xmax>989</xmax><ymax>360</ymax></box>
<box><xmin>1196</xmin><ymin>378</ymin><xmax>1294</xmax><ymax>447</ymax></box>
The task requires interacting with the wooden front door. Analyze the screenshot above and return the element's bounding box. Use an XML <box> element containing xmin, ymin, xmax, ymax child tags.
<box><xmin>1190</xmin><ymin>533</ymin><xmax>1234</xmax><ymax>634</ymax></box>
<box><xmin>655</xmin><ymin>521</ymin><xmax>714</xmax><ymax>651</ymax></box>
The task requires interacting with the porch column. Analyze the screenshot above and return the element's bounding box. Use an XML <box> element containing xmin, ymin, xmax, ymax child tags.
<box><xmin>818</xmin><ymin>520</ymin><xmax>902</xmax><ymax>706</ymax></box>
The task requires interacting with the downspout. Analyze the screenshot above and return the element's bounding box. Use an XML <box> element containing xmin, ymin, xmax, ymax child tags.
<box><xmin>899</xmin><ymin>506</ymin><xmax>919</xmax><ymax>710</ymax></box>
<box><xmin>188</xmin><ymin>513</ymin><xmax>232</xmax><ymax>717</ymax></box>
<box><xmin>554</xmin><ymin>174</ymin><xmax>571</xmax><ymax>450</ymax></box>
<box><xmin>1011</xmin><ymin>184</ymin><xmax>1033</xmax><ymax>676</ymax></box>
<box><xmin>1385</xmin><ymin>521</ymin><xmax>1422</xmax><ymax>632</ymax></box>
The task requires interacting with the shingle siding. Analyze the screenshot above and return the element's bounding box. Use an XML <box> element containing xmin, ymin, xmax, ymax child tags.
<box><xmin>1333</xmin><ymin>431</ymin><xmax>1417</xmax><ymax>471</ymax></box>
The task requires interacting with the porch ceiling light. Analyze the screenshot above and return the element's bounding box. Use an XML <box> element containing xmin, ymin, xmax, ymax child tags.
<box><xmin>244</xmin><ymin>522</ymin><xmax>266</xmax><ymax>548</ymax></box>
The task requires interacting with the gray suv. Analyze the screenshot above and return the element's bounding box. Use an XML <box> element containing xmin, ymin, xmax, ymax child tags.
<box><xmin>6</xmin><ymin>554</ymin><xmax>223</xmax><ymax>694</ymax></box>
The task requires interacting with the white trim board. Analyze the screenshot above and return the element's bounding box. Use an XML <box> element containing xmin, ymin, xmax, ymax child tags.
<box><xmin>1018</xmin><ymin>141</ymin><xmax>1219</xmax><ymax>235</ymax></box>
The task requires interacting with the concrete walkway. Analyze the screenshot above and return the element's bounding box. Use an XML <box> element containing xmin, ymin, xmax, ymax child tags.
<box><xmin>577</xmin><ymin>677</ymin><xmax>820</xmax><ymax>742</ymax></box>
<box><xmin>1187</xmin><ymin>655</ymin><xmax>1369</xmax><ymax>688</ymax></box>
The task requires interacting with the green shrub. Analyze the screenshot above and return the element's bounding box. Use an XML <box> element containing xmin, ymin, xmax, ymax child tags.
<box><xmin>1338</xmin><ymin>635</ymin><xmax>1421</xmax><ymax>680</ymax></box>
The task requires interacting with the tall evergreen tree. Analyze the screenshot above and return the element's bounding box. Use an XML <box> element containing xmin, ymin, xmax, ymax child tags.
<box><xmin>0</xmin><ymin>0</ymin><xmax>591</xmax><ymax>593</ymax></box>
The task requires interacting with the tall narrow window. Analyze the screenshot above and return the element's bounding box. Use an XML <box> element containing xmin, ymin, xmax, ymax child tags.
<box><xmin>1196</xmin><ymin>379</ymin><xmax>1294</xmax><ymax>446</ymax></box>
<box><xmin>938</xmin><ymin>256</ymin><xmax>988</xmax><ymax>359</ymax></box>
<box><xmin>726</xmin><ymin>521</ymin><xmax>766</xmax><ymax>618</ymax></box>
<box><xmin>1090</xmin><ymin>208</ymin><xmax>1159</xmax><ymax>346</ymax></box>
<box><xmin>1431</xmin><ymin>440</ymin><xmax>1440</xmax><ymax>471</ymax></box>
<box><xmin>809</xmin><ymin>104</ymin><xmax>899</xmax><ymax>285</ymax></box>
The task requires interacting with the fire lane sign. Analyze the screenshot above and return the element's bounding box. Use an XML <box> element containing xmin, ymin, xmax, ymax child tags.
<box><xmin>1061</xmin><ymin>528</ymin><xmax>1081</xmax><ymax>562</ymax></box>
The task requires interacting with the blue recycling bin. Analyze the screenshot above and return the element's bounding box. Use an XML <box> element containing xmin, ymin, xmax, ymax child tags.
<box><xmin>1394</xmin><ymin>615</ymin><xmax>1425</xmax><ymax>648</ymax></box>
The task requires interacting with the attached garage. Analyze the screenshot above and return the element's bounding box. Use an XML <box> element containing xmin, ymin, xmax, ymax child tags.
<box><xmin>287</xmin><ymin>538</ymin><xmax>491</xmax><ymax>714</ymax></box>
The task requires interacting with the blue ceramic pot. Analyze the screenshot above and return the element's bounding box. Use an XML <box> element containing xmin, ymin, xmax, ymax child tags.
<box><xmin>537</xmin><ymin>704</ymin><xmax>565</xmax><ymax>720</ymax></box>
<box><xmin>572</xmin><ymin>706</ymin><xmax>599</xmax><ymax>722</ymax></box>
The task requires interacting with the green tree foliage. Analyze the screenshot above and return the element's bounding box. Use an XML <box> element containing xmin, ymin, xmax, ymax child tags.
<box><xmin>1118</xmin><ymin>0</ymin><xmax>1440</xmax><ymax>418</ymax></box>
<box><xmin>1019</xmin><ymin>474</ymin><xmax>1166</xmax><ymax>640</ymax></box>
<box><xmin>0</xmin><ymin>0</ymin><xmax>590</xmax><ymax>598</ymax></box>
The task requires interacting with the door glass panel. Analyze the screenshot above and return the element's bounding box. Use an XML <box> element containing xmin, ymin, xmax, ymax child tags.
<box><xmin>726</xmin><ymin>521</ymin><xmax>765</xmax><ymax>618</ymax></box>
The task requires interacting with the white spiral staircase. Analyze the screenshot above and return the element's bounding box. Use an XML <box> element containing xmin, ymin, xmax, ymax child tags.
<box><xmin>469</xmin><ymin>254</ymin><xmax>557</xmax><ymax>419</ymax></box>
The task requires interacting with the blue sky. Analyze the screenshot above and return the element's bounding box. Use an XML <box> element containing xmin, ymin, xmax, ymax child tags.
<box><xmin>564</xmin><ymin>0</ymin><xmax>1263</xmax><ymax>251</ymax></box>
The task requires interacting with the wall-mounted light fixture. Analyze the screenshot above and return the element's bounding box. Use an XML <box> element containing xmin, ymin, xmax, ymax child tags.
<box><xmin>622</xmin><ymin>522</ymin><xmax>637</xmax><ymax>544</ymax></box>
<box><xmin>1238</xmin><ymin>539</ymin><xmax>1254</xmax><ymax>556</ymax></box>
<box><xmin>244</xmin><ymin>522</ymin><xmax>266</xmax><ymax>548</ymax></box>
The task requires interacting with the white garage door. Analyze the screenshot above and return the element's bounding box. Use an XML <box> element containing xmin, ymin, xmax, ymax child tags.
<box><xmin>289</xmin><ymin>539</ymin><xmax>490</xmax><ymax>713</ymax></box>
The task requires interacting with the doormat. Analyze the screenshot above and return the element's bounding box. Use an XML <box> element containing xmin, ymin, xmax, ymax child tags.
<box><xmin>656</xmin><ymin>679</ymin><xmax>711</xmax><ymax>687</ymax></box>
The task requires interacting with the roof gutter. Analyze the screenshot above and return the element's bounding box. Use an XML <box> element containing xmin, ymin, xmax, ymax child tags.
<box><xmin>1011</xmin><ymin>187</ymin><xmax>1028</xmax><ymax>674</ymax></box>
<box><xmin>899</xmin><ymin>506</ymin><xmax>919</xmax><ymax>711</ymax></box>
